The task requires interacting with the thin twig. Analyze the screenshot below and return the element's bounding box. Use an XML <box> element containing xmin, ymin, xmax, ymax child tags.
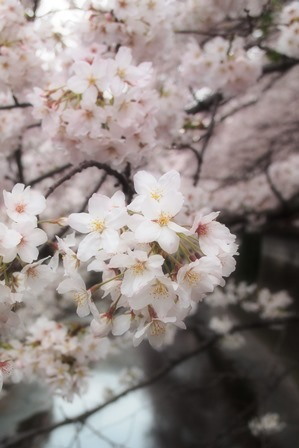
<box><xmin>45</xmin><ymin>160</ymin><xmax>134</xmax><ymax>200</ymax></box>
<box><xmin>193</xmin><ymin>95</ymin><xmax>220</xmax><ymax>185</ymax></box>
<box><xmin>265</xmin><ymin>165</ymin><xmax>288</xmax><ymax>209</ymax></box>
<box><xmin>28</xmin><ymin>164</ymin><xmax>72</xmax><ymax>187</ymax></box>
<box><xmin>79</xmin><ymin>173</ymin><xmax>108</xmax><ymax>213</ymax></box>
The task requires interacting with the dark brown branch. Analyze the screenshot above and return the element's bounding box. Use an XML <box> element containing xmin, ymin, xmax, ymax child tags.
<box><xmin>173</xmin><ymin>96</ymin><xmax>220</xmax><ymax>186</ymax></box>
<box><xmin>26</xmin><ymin>122</ymin><xmax>41</xmax><ymax>130</ymax></box>
<box><xmin>262</xmin><ymin>58</ymin><xmax>299</xmax><ymax>74</ymax></box>
<box><xmin>45</xmin><ymin>160</ymin><xmax>134</xmax><ymax>200</ymax></box>
<box><xmin>0</xmin><ymin>103</ymin><xmax>32</xmax><ymax>111</ymax></box>
<box><xmin>220</xmin><ymin>99</ymin><xmax>258</xmax><ymax>122</ymax></box>
<box><xmin>2</xmin><ymin>315</ymin><xmax>299</xmax><ymax>448</ymax></box>
<box><xmin>32</xmin><ymin>0</ymin><xmax>40</xmax><ymax>16</ymax></box>
<box><xmin>25</xmin><ymin>0</ymin><xmax>40</xmax><ymax>20</ymax></box>
<box><xmin>28</xmin><ymin>164</ymin><xmax>72</xmax><ymax>187</ymax></box>
<box><xmin>14</xmin><ymin>147</ymin><xmax>25</xmax><ymax>184</ymax></box>
<box><xmin>186</xmin><ymin>93</ymin><xmax>223</xmax><ymax>115</ymax></box>
<box><xmin>172</xmin><ymin>143</ymin><xmax>202</xmax><ymax>167</ymax></box>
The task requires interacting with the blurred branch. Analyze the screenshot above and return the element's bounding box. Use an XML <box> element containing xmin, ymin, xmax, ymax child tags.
<box><xmin>2</xmin><ymin>315</ymin><xmax>299</xmax><ymax>448</ymax></box>
<box><xmin>45</xmin><ymin>160</ymin><xmax>134</xmax><ymax>200</ymax></box>
<box><xmin>28</xmin><ymin>164</ymin><xmax>72</xmax><ymax>187</ymax></box>
<box><xmin>0</xmin><ymin>103</ymin><xmax>32</xmax><ymax>111</ymax></box>
<box><xmin>32</xmin><ymin>0</ymin><xmax>40</xmax><ymax>17</ymax></box>
<box><xmin>85</xmin><ymin>422</ymin><xmax>129</xmax><ymax>448</ymax></box>
<box><xmin>185</xmin><ymin>92</ymin><xmax>223</xmax><ymax>115</ymax></box>
<box><xmin>14</xmin><ymin>147</ymin><xmax>25</xmax><ymax>184</ymax></box>
<box><xmin>26</xmin><ymin>122</ymin><xmax>41</xmax><ymax>130</ymax></box>
<box><xmin>262</xmin><ymin>58</ymin><xmax>299</xmax><ymax>74</ymax></box>
<box><xmin>78</xmin><ymin>174</ymin><xmax>108</xmax><ymax>213</ymax></box>
<box><xmin>193</xmin><ymin>96</ymin><xmax>220</xmax><ymax>185</ymax></box>
<box><xmin>174</xmin><ymin>95</ymin><xmax>220</xmax><ymax>185</ymax></box>
<box><xmin>265</xmin><ymin>163</ymin><xmax>288</xmax><ymax>209</ymax></box>
<box><xmin>221</xmin><ymin>189</ymin><xmax>299</xmax><ymax>230</ymax></box>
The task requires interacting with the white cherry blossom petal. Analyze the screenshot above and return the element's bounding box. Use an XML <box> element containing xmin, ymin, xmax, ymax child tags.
<box><xmin>157</xmin><ymin>227</ymin><xmax>180</xmax><ymax>254</ymax></box>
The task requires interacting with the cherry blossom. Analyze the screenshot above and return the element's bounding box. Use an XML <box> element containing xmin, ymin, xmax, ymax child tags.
<box><xmin>57</xmin><ymin>274</ymin><xmax>93</xmax><ymax>318</ymax></box>
<box><xmin>128</xmin><ymin>276</ymin><xmax>177</xmax><ymax>316</ymax></box>
<box><xmin>0</xmin><ymin>223</ymin><xmax>21</xmax><ymax>259</ymax></box>
<box><xmin>110</xmin><ymin>250</ymin><xmax>164</xmax><ymax>297</ymax></box>
<box><xmin>7</xmin><ymin>221</ymin><xmax>47</xmax><ymax>264</ymax></box>
<box><xmin>177</xmin><ymin>256</ymin><xmax>223</xmax><ymax>304</ymax></box>
<box><xmin>128</xmin><ymin>170</ymin><xmax>183</xmax><ymax>213</ymax></box>
<box><xmin>3</xmin><ymin>184</ymin><xmax>46</xmax><ymax>225</ymax></box>
<box><xmin>276</xmin><ymin>2</ymin><xmax>299</xmax><ymax>58</ymax></box>
<box><xmin>91</xmin><ymin>313</ymin><xmax>131</xmax><ymax>337</ymax></box>
<box><xmin>130</xmin><ymin>195</ymin><xmax>188</xmax><ymax>254</ymax></box>
<box><xmin>191</xmin><ymin>211</ymin><xmax>237</xmax><ymax>256</ymax></box>
<box><xmin>68</xmin><ymin>191</ymin><xmax>128</xmax><ymax>261</ymax></box>
<box><xmin>67</xmin><ymin>57</ymin><xmax>111</xmax><ymax>105</ymax></box>
<box><xmin>5</xmin><ymin>0</ymin><xmax>284</xmax><ymax>399</ymax></box>
<box><xmin>134</xmin><ymin>315</ymin><xmax>186</xmax><ymax>349</ymax></box>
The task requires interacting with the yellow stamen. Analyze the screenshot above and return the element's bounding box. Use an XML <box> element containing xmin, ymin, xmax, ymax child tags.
<box><xmin>184</xmin><ymin>270</ymin><xmax>200</xmax><ymax>286</ymax></box>
<box><xmin>151</xmin><ymin>281</ymin><xmax>168</xmax><ymax>298</ymax></box>
<box><xmin>90</xmin><ymin>219</ymin><xmax>106</xmax><ymax>233</ymax></box>
<box><xmin>117</xmin><ymin>68</ymin><xmax>126</xmax><ymax>79</ymax></box>
<box><xmin>132</xmin><ymin>261</ymin><xmax>146</xmax><ymax>275</ymax></box>
<box><xmin>158</xmin><ymin>213</ymin><xmax>171</xmax><ymax>227</ymax></box>
<box><xmin>73</xmin><ymin>291</ymin><xmax>87</xmax><ymax>306</ymax></box>
<box><xmin>150</xmin><ymin>190</ymin><xmax>163</xmax><ymax>200</ymax></box>
<box><xmin>150</xmin><ymin>320</ymin><xmax>165</xmax><ymax>336</ymax></box>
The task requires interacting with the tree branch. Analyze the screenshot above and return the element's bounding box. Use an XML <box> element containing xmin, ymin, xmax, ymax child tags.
<box><xmin>262</xmin><ymin>58</ymin><xmax>299</xmax><ymax>75</ymax></box>
<box><xmin>185</xmin><ymin>93</ymin><xmax>223</xmax><ymax>115</ymax></box>
<box><xmin>45</xmin><ymin>160</ymin><xmax>134</xmax><ymax>201</ymax></box>
<box><xmin>14</xmin><ymin>147</ymin><xmax>25</xmax><ymax>184</ymax></box>
<box><xmin>193</xmin><ymin>95</ymin><xmax>220</xmax><ymax>185</ymax></box>
<box><xmin>0</xmin><ymin>103</ymin><xmax>32</xmax><ymax>111</ymax></box>
<box><xmin>28</xmin><ymin>164</ymin><xmax>72</xmax><ymax>187</ymax></box>
<box><xmin>265</xmin><ymin>164</ymin><xmax>288</xmax><ymax>209</ymax></box>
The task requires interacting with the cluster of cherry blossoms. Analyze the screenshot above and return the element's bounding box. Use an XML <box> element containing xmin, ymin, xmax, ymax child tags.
<box><xmin>249</xmin><ymin>413</ymin><xmax>286</xmax><ymax>437</ymax></box>
<box><xmin>205</xmin><ymin>282</ymin><xmax>293</xmax><ymax>350</ymax></box>
<box><xmin>0</xmin><ymin>0</ymin><xmax>43</xmax><ymax>95</ymax></box>
<box><xmin>79</xmin><ymin>0</ymin><xmax>176</xmax><ymax>60</ymax></box>
<box><xmin>29</xmin><ymin>46</ymin><xmax>157</xmax><ymax>166</ymax></box>
<box><xmin>179</xmin><ymin>37</ymin><xmax>263</xmax><ymax>96</ymax></box>
<box><xmin>277</xmin><ymin>1</ymin><xmax>299</xmax><ymax>58</ymax></box>
<box><xmin>57</xmin><ymin>170</ymin><xmax>237</xmax><ymax>348</ymax></box>
<box><xmin>0</xmin><ymin>0</ymin><xmax>298</xmax><ymax>407</ymax></box>
<box><xmin>3</xmin><ymin>318</ymin><xmax>110</xmax><ymax>400</ymax></box>
<box><xmin>178</xmin><ymin>0</ymin><xmax>268</xmax><ymax>30</ymax></box>
<box><xmin>207</xmin><ymin>281</ymin><xmax>293</xmax><ymax>319</ymax></box>
<box><xmin>0</xmin><ymin>184</ymin><xmax>50</xmax><ymax>342</ymax></box>
<box><xmin>0</xmin><ymin>169</ymin><xmax>237</xmax><ymax>395</ymax></box>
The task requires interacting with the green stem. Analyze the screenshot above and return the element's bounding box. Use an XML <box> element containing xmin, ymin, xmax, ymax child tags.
<box><xmin>90</xmin><ymin>273</ymin><xmax>123</xmax><ymax>293</ymax></box>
